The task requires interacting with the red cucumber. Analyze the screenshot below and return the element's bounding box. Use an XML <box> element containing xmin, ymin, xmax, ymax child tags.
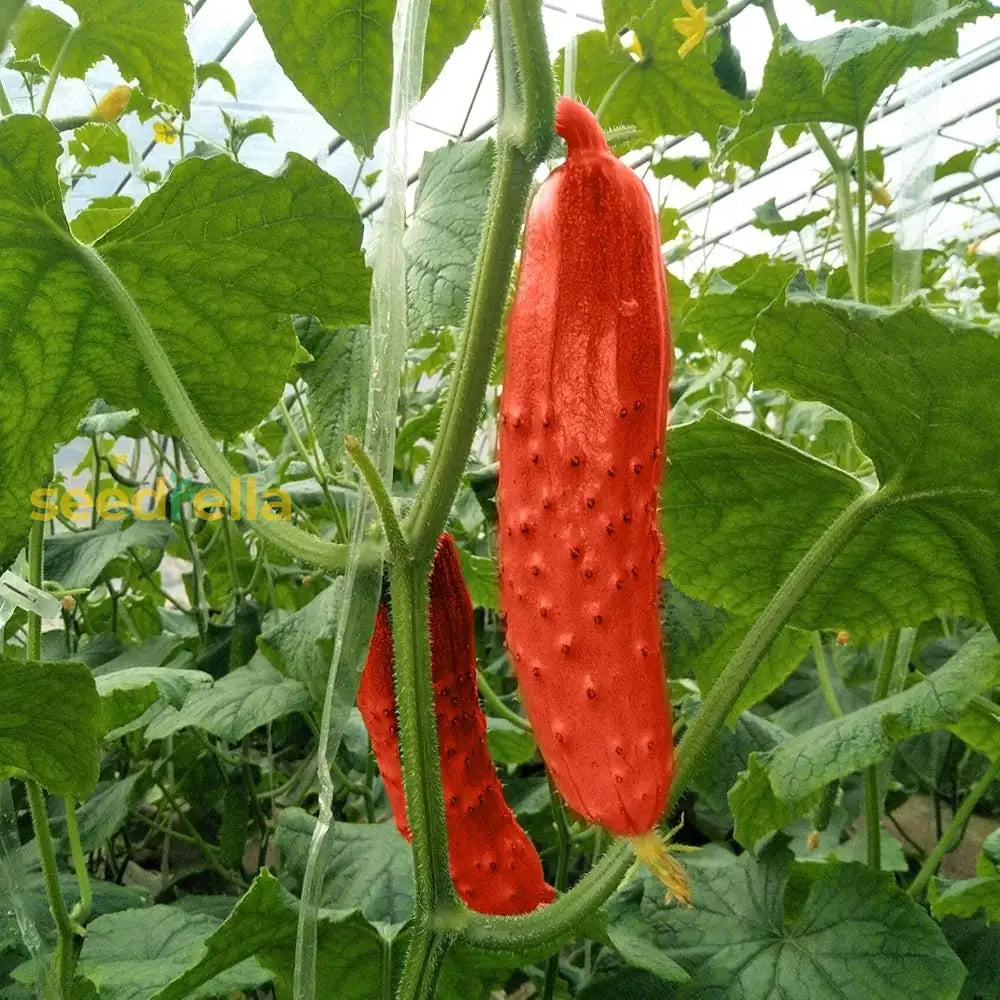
<box><xmin>497</xmin><ymin>97</ymin><xmax>674</xmax><ymax>838</ymax></box>
<box><xmin>357</xmin><ymin>534</ymin><xmax>554</xmax><ymax>916</ymax></box>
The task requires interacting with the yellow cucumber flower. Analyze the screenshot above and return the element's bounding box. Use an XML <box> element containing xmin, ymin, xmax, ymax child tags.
<box><xmin>153</xmin><ymin>121</ymin><xmax>178</xmax><ymax>144</ymax></box>
<box><xmin>674</xmin><ymin>0</ymin><xmax>709</xmax><ymax>58</ymax></box>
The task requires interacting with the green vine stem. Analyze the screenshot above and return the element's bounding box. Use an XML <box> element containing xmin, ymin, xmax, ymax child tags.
<box><xmin>855</xmin><ymin>122</ymin><xmax>868</xmax><ymax>303</ymax></box>
<box><xmin>389</xmin><ymin>552</ymin><xmax>455</xmax><ymax>988</ymax></box>
<box><xmin>865</xmin><ymin>628</ymin><xmax>900</xmax><ymax>869</ymax></box>
<box><xmin>65</xmin><ymin>800</ymin><xmax>92</xmax><ymax>923</ymax></box>
<box><xmin>402</xmin><ymin>0</ymin><xmax>554</xmax><ymax>561</ymax></box>
<box><xmin>65</xmin><ymin>234</ymin><xmax>355</xmax><ymax>572</ymax></box>
<box><xmin>345</xmin><ymin>435</ymin><xmax>409</xmax><ymax>563</ymax></box>
<box><xmin>25</xmin><ymin>507</ymin><xmax>77</xmax><ymax>996</ymax></box>
<box><xmin>760</xmin><ymin>0</ymin><xmax>861</xmax><ymax>300</ymax></box>
<box><xmin>477</xmin><ymin>671</ymin><xmax>532</xmax><ymax>731</ymax></box>
<box><xmin>812</xmin><ymin>632</ymin><xmax>844</xmax><ymax>718</ymax></box>
<box><xmin>449</xmin><ymin>488</ymin><xmax>887</xmax><ymax>954</ymax></box>
<box><xmin>38</xmin><ymin>27</ymin><xmax>75</xmax><ymax>116</ymax></box>
<box><xmin>908</xmin><ymin>756</ymin><xmax>1000</xmax><ymax>899</ymax></box>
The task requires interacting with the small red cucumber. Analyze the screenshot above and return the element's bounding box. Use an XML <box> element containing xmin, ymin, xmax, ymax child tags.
<box><xmin>357</xmin><ymin>534</ymin><xmax>554</xmax><ymax>916</ymax></box>
<box><xmin>497</xmin><ymin>96</ymin><xmax>674</xmax><ymax>840</ymax></box>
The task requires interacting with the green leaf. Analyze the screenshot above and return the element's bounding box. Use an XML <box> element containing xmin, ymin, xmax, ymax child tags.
<box><xmin>0</xmin><ymin>115</ymin><xmax>369</xmax><ymax>566</ymax></box>
<box><xmin>980</xmin><ymin>828</ymin><xmax>1000</xmax><ymax>876</ymax></box>
<box><xmin>80</xmin><ymin>904</ymin><xmax>268</xmax><ymax>1000</ymax></box>
<box><xmin>195</xmin><ymin>60</ymin><xmax>236</xmax><ymax>97</ymax></box>
<box><xmin>667</xmin><ymin>412</ymin><xmax>864</xmax><ymax>625</ymax></box>
<box><xmin>91</xmin><ymin>634</ymin><xmax>185</xmax><ymax>675</ymax></box>
<box><xmin>930</xmin><ymin>876</ymin><xmax>1000</xmax><ymax>923</ymax></box>
<box><xmin>811</xmin><ymin>0</ymin><xmax>970</xmax><ymax>25</ymax></box>
<box><xmin>486</xmin><ymin>717</ymin><xmax>537</xmax><ymax>766</ymax></box>
<box><xmin>602</xmin><ymin>0</ymin><xmax>645</xmax><ymax>42</ymax></box>
<box><xmin>144</xmin><ymin>657</ymin><xmax>312</xmax><ymax>743</ymax></box>
<box><xmin>683</xmin><ymin>604</ymin><xmax>811</xmax><ymax>720</ymax></box>
<box><xmin>752</xmin><ymin>197</ymin><xmax>827</xmax><ymax>235</ymax></box>
<box><xmin>250</xmin><ymin>0</ymin><xmax>482</xmax><ymax>156</ymax></box>
<box><xmin>150</xmin><ymin>869</ymin><xmax>407</xmax><ymax>1000</ymax></box>
<box><xmin>570</xmin><ymin>13</ymin><xmax>742</xmax><ymax>151</ymax></box>
<box><xmin>731</xmin><ymin>630</ymin><xmax>1000</xmax><ymax>845</ymax></box>
<box><xmin>275</xmin><ymin>808</ymin><xmax>415</xmax><ymax>928</ymax></box>
<box><xmin>70</xmin><ymin>195</ymin><xmax>135</xmax><ymax>243</ymax></box>
<box><xmin>935</xmin><ymin>147</ymin><xmax>977</xmax><ymax>181</ymax></box>
<box><xmin>670</xmin><ymin>290</ymin><xmax>1000</xmax><ymax>640</ymax></box>
<box><xmin>67</xmin><ymin>122</ymin><xmax>129</xmax><ymax>168</ymax></box>
<box><xmin>729</xmin><ymin>753</ymin><xmax>820</xmax><ymax>847</ymax></box>
<box><xmin>73</xmin><ymin>771</ymin><xmax>150</xmax><ymax>852</ymax></box>
<box><xmin>405</xmin><ymin>139</ymin><xmax>494</xmax><ymax>333</ymax></box>
<box><xmin>613</xmin><ymin>840</ymin><xmax>965</xmax><ymax>999</ymax></box>
<box><xmin>455</xmin><ymin>548</ymin><xmax>498</xmax><ymax>611</ymax></box>
<box><xmin>679</xmin><ymin>256</ymin><xmax>798</xmax><ymax>354</ymax></box>
<box><xmin>757</xmin><ymin>289</ymin><xmax>1000</xmax><ymax>629</ymax></box>
<box><xmin>94</xmin><ymin>665</ymin><xmax>212</xmax><ymax>736</ymax></box>
<box><xmin>941</xmin><ymin>916</ymin><xmax>1000</xmax><ymax>1000</ymax></box>
<box><xmin>296</xmin><ymin>319</ymin><xmax>371</xmax><ymax>470</ymax></box>
<box><xmin>258</xmin><ymin>579</ymin><xmax>343</xmax><ymax>701</ymax></box>
<box><xmin>724</xmin><ymin>5</ymin><xmax>991</xmax><ymax>165</ymax></box>
<box><xmin>13</xmin><ymin>0</ymin><xmax>194</xmax><ymax>115</ymax></box>
<box><xmin>683</xmin><ymin>697</ymin><xmax>788</xmax><ymax>813</ymax></box>
<box><xmin>44</xmin><ymin>520</ymin><xmax>173</xmax><ymax>590</ymax></box>
<box><xmin>605</xmin><ymin>886</ymin><xmax>690</xmax><ymax>984</ymax></box>
<box><xmin>0</xmin><ymin>658</ymin><xmax>101</xmax><ymax>798</ymax></box>
<box><xmin>650</xmin><ymin>155</ymin><xmax>710</xmax><ymax>187</ymax></box>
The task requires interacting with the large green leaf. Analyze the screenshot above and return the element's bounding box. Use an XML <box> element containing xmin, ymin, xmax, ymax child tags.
<box><xmin>0</xmin><ymin>658</ymin><xmax>101</xmax><ymax>798</ymax></box>
<box><xmin>275</xmin><ymin>807</ymin><xmax>415</xmax><ymax>928</ymax></box>
<box><xmin>668</xmin><ymin>290</ymin><xmax>1000</xmax><ymax>640</ymax></box>
<box><xmin>0</xmin><ymin>115</ymin><xmax>369</xmax><ymax>567</ymax></box>
<box><xmin>144</xmin><ymin>657</ymin><xmax>312</xmax><ymax>743</ymax></box>
<box><xmin>151</xmin><ymin>871</ymin><xmax>406</xmax><ymax>1000</ymax></box>
<box><xmin>930</xmin><ymin>876</ymin><xmax>1000</xmax><ymax>924</ymax></box>
<box><xmin>296</xmin><ymin>318</ymin><xmax>371</xmax><ymax>470</ymax></box>
<box><xmin>404</xmin><ymin>139</ymin><xmax>494</xmax><ymax>333</ymax></box>
<box><xmin>80</xmin><ymin>904</ymin><xmax>269</xmax><ymax>1000</ymax></box>
<box><xmin>570</xmin><ymin>12</ymin><xmax>742</xmax><ymax>150</ymax></box>
<box><xmin>609</xmin><ymin>841</ymin><xmax>965</xmax><ymax>999</ymax></box>
<box><xmin>669</xmin><ymin>585</ymin><xmax>811</xmax><ymax>718</ymax></box>
<box><xmin>13</xmin><ymin>0</ymin><xmax>194</xmax><ymax>115</ymax></box>
<box><xmin>249</xmin><ymin>0</ymin><xmax>482</xmax><ymax>156</ymax></box>
<box><xmin>730</xmin><ymin>629</ymin><xmax>1000</xmax><ymax>845</ymax></box>
<box><xmin>44</xmin><ymin>520</ymin><xmax>172</xmax><ymax>590</ymax></box>
<box><xmin>258</xmin><ymin>579</ymin><xmax>343</xmax><ymax>701</ymax></box>
<box><xmin>724</xmin><ymin>3</ymin><xmax>991</xmax><ymax>166</ymax></box>
<box><xmin>811</xmin><ymin>0</ymin><xmax>968</xmax><ymax>25</ymax></box>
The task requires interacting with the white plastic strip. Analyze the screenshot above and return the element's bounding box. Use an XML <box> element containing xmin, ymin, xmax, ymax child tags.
<box><xmin>891</xmin><ymin>0</ymin><xmax>946</xmax><ymax>304</ymax></box>
<box><xmin>292</xmin><ymin>1</ymin><xmax>430</xmax><ymax>997</ymax></box>
<box><xmin>0</xmin><ymin>571</ymin><xmax>60</xmax><ymax>623</ymax></box>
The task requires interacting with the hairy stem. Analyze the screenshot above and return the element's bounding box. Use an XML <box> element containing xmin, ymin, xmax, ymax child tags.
<box><xmin>66</xmin><ymin>235</ymin><xmax>354</xmax><ymax>571</ymax></box>
<box><xmin>812</xmin><ymin>632</ymin><xmax>844</xmax><ymax>719</ymax></box>
<box><xmin>908</xmin><ymin>757</ymin><xmax>1000</xmax><ymax>899</ymax></box>
<box><xmin>389</xmin><ymin>555</ymin><xmax>453</xmax><ymax>914</ymax></box>
<box><xmin>865</xmin><ymin>628</ymin><xmax>900</xmax><ymax>869</ymax></box>
<box><xmin>25</xmin><ymin>513</ymin><xmax>76</xmax><ymax>996</ymax></box>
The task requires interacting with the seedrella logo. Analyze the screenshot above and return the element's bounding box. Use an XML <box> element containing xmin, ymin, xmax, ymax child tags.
<box><xmin>30</xmin><ymin>472</ymin><xmax>291</xmax><ymax>523</ymax></box>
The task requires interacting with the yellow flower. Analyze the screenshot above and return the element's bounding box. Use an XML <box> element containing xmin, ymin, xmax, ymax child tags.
<box><xmin>871</xmin><ymin>183</ymin><xmax>892</xmax><ymax>208</ymax></box>
<box><xmin>91</xmin><ymin>84</ymin><xmax>132</xmax><ymax>122</ymax></box>
<box><xmin>673</xmin><ymin>0</ymin><xmax>709</xmax><ymax>59</ymax></box>
<box><xmin>153</xmin><ymin>121</ymin><xmax>178</xmax><ymax>145</ymax></box>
